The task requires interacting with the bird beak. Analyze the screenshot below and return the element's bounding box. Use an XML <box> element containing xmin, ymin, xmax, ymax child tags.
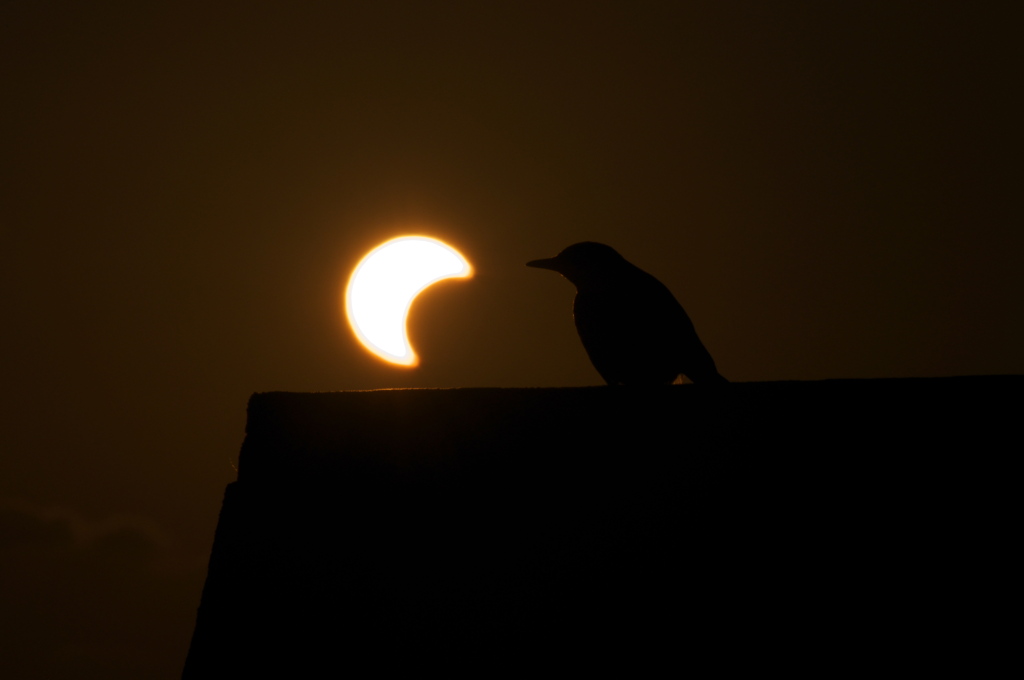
<box><xmin>526</xmin><ymin>257</ymin><xmax>561</xmax><ymax>271</ymax></box>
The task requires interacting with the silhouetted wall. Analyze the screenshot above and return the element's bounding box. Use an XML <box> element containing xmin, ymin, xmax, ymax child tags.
<box><xmin>183</xmin><ymin>378</ymin><xmax>1017</xmax><ymax>676</ymax></box>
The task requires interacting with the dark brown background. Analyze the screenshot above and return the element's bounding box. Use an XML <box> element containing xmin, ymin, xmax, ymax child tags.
<box><xmin>1</xmin><ymin>2</ymin><xmax>1020</xmax><ymax>677</ymax></box>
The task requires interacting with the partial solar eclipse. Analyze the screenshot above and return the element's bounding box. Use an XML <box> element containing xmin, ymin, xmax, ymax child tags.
<box><xmin>345</xmin><ymin>236</ymin><xmax>473</xmax><ymax>367</ymax></box>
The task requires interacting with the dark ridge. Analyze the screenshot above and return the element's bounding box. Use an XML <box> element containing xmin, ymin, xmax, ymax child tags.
<box><xmin>184</xmin><ymin>377</ymin><xmax>1019</xmax><ymax>676</ymax></box>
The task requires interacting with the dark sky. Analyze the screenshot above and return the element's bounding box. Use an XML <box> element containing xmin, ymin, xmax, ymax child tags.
<box><xmin>2</xmin><ymin>2</ymin><xmax>1021</xmax><ymax>677</ymax></box>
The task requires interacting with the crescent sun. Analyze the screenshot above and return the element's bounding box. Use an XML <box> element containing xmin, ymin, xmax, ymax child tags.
<box><xmin>345</xmin><ymin>235</ymin><xmax>473</xmax><ymax>367</ymax></box>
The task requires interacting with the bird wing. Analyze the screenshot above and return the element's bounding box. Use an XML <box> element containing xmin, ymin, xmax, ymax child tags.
<box><xmin>574</xmin><ymin>283</ymin><xmax>683</xmax><ymax>386</ymax></box>
<box><xmin>574</xmin><ymin>270</ymin><xmax>723</xmax><ymax>385</ymax></box>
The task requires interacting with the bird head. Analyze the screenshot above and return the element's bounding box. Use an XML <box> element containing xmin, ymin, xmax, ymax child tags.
<box><xmin>526</xmin><ymin>242</ymin><xmax>629</xmax><ymax>288</ymax></box>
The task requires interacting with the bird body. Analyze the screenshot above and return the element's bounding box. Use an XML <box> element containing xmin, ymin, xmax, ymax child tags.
<box><xmin>527</xmin><ymin>242</ymin><xmax>727</xmax><ymax>385</ymax></box>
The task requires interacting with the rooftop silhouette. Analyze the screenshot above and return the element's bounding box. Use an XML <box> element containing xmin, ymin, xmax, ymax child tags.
<box><xmin>183</xmin><ymin>377</ymin><xmax>1016</xmax><ymax>676</ymax></box>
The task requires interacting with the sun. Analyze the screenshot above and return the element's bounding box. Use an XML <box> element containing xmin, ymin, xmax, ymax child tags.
<box><xmin>345</xmin><ymin>236</ymin><xmax>473</xmax><ymax>367</ymax></box>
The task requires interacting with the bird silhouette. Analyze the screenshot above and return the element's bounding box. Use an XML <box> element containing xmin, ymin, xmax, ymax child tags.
<box><xmin>527</xmin><ymin>242</ymin><xmax>728</xmax><ymax>385</ymax></box>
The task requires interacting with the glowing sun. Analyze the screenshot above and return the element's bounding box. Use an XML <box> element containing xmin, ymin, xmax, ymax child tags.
<box><xmin>345</xmin><ymin>235</ymin><xmax>473</xmax><ymax>367</ymax></box>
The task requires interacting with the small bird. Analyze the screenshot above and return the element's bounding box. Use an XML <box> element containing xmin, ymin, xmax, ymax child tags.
<box><xmin>527</xmin><ymin>242</ymin><xmax>728</xmax><ymax>385</ymax></box>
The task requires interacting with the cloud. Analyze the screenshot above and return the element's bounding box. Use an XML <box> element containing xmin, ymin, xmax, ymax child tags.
<box><xmin>0</xmin><ymin>497</ymin><xmax>206</xmax><ymax>679</ymax></box>
<box><xmin>0</xmin><ymin>497</ymin><xmax>168</xmax><ymax>568</ymax></box>
<box><xmin>0</xmin><ymin>498</ymin><xmax>76</xmax><ymax>551</ymax></box>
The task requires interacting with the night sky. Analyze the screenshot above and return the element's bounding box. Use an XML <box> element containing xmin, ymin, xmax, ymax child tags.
<box><xmin>2</xmin><ymin>3</ymin><xmax>1021</xmax><ymax>677</ymax></box>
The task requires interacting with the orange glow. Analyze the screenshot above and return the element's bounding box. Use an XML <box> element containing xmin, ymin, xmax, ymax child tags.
<box><xmin>345</xmin><ymin>235</ymin><xmax>473</xmax><ymax>367</ymax></box>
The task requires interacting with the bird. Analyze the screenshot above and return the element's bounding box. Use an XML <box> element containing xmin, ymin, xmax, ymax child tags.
<box><xmin>527</xmin><ymin>242</ymin><xmax>728</xmax><ymax>385</ymax></box>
